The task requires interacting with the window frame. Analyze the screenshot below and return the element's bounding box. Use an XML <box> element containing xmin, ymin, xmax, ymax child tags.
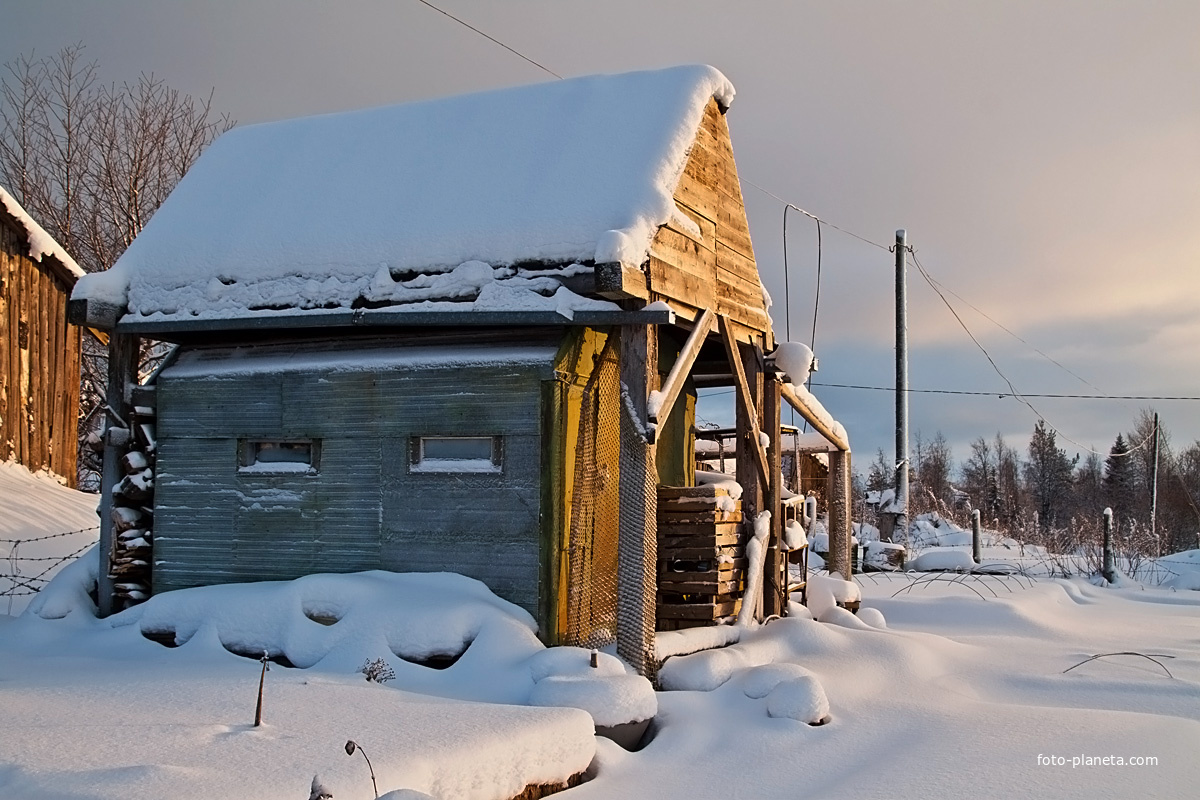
<box><xmin>237</xmin><ymin>439</ymin><xmax>320</xmax><ymax>475</ymax></box>
<box><xmin>409</xmin><ymin>435</ymin><xmax>503</xmax><ymax>474</ymax></box>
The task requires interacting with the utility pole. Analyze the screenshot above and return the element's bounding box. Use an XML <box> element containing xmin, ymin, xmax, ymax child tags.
<box><xmin>1150</xmin><ymin>412</ymin><xmax>1160</xmax><ymax>555</ymax></box>
<box><xmin>895</xmin><ymin>229</ymin><xmax>909</xmax><ymax>545</ymax></box>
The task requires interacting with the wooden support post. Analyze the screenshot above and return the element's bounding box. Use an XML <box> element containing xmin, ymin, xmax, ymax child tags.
<box><xmin>616</xmin><ymin>323</ymin><xmax>658</xmax><ymax>678</ymax></box>
<box><xmin>97</xmin><ymin>331</ymin><xmax>138</xmax><ymax>617</ymax></box>
<box><xmin>763</xmin><ymin>375</ymin><xmax>784</xmax><ymax>617</ymax></box>
<box><xmin>826</xmin><ymin>449</ymin><xmax>852</xmax><ymax>577</ymax></box>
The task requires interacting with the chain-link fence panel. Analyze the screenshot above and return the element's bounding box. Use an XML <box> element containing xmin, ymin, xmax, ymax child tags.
<box><xmin>565</xmin><ymin>338</ymin><xmax>622</xmax><ymax>650</ymax></box>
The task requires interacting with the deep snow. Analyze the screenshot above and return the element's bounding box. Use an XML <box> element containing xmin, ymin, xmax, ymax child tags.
<box><xmin>3</xmin><ymin>464</ymin><xmax>1198</xmax><ymax>799</ymax></box>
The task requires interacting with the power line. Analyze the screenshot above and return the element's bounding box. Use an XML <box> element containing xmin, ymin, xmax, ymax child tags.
<box><xmin>404</xmin><ymin>3</ymin><xmax>1169</xmax><ymax>458</ymax></box>
<box><xmin>743</xmin><ymin>182</ymin><xmax>892</xmax><ymax>252</ymax></box>
<box><xmin>810</xmin><ymin>383</ymin><xmax>1200</xmax><ymax>401</ymax></box>
<box><xmin>413</xmin><ymin>0</ymin><xmax>562</xmax><ymax>80</ymax></box>
<box><xmin>910</xmin><ymin>251</ymin><xmax>1155</xmax><ymax>458</ymax></box>
<box><xmin>703</xmin><ymin>383</ymin><xmax>1200</xmax><ymax>401</ymax></box>
<box><xmin>921</xmin><ymin>272</ymin><xmax>1111</xmax><ymax>400</ymax></box>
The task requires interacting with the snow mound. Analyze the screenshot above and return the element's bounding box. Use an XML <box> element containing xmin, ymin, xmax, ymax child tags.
<box><xmin>527</xmin><ymin>646</ymin><xmax>656</xmax><ymax>728</ymax></box>
<box><xmin>530</xmin><ymin>673</ymin><xmax>657</xmax><ymax>728</ymax></box>
<box><xmin>24</xmin><ymin>543</ymin><xmax>99</xmax><ymax>620</ymax></box>
<box><xmin>1162</xmin><ymin>572</ymin><xmax>1200</xmax><ymax>591</ymax></box>
<box><xmin>807</xmin><ymin>572</ymin><xmax>861</xmax><ymax>619</ymax></box>
<box><xmin>783</xmin><ymin>519</ymin><xmax>807</xmax><ymax>550</ymax></box>
<box><xmin>1</xmin><ymin>461</ymin><xmax>100</xmax><ymax>616</ymax></box>
<box><xmin>738</xmin><ymin>662</ymin><xmax>815</xmax><ymax>699</ymax></box>
<box><xmin>127</xmin><ymin>570</ymin><xmax>537</xmax><ymax>673</ymax></box>
<box><xmin>773</xmin><ymin>341</ymin><xmax>814</xmax><ymax>385</ymax></box>
<box><xmin>856</xmin><ymin>606</ymin><xmax>888</xmax><ymax>629</ymax></box>
<box><xmin>909</xmin><ymin>548</ymin><xmax>976</xmax><ymax>572</ymax></box>
<box><xmin>766</xmin><ymin>674</ymin><xmax>829</xmax><ymax>723</ymax></box>
<box><xmin>816</xmin><ymin>604</ymin><xmax>874</xmax><ymax>629</ymax></box>
<box><xmin>659</xmin><ymin>643</ymin><xmax>756</xmax><ymax>692</ymax></box>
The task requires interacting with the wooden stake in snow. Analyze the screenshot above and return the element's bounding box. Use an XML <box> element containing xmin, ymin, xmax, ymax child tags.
<box><xmin>971</xmin><ymin>510</ymin><xmax>982</xmax><ymax>564</ymax></box>
<box><xmin>1102</xmin><ymin>508</ymin><xmax>1115</xmax><ymax>584</ymax></box>
<box><xmin>254</xmin><ymin>651</ymin><xmax>269</xmax><ymax>727</ymax></box>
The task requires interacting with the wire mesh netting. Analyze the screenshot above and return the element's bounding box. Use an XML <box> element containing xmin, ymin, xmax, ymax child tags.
<box><xmin>615</xmin><ymin>368</ymin><xmax>658</xmax><ymax>678</ymax></box>
<box><xmin>565</xmin><ymin>338</ymin><xmax>623</xmax><ymax>650</ymax></box>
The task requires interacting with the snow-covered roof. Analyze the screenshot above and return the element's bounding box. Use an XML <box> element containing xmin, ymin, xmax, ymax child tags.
<box><xmin>73</xmin><ymin>65</ymin><xmax>736</xmax><ymax>323</ymax></box>
<box><xmin>0</xmin><ymin>185</ymin><xmax>85</xmax><ymax>281</ymax></box>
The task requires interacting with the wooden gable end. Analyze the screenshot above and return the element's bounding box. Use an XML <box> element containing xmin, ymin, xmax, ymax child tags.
<box><xmin>648</xmin><ymin>99</ymin><xmax>772</xmax><ymax>346</ymax></box>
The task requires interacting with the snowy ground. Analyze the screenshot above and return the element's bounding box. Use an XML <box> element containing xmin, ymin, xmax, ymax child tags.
<box><xmin>2</xmin><ymin>465</ymin><xmax>1198</xmax><ymax>799</ymax></box>
<box><xmin>0</xmin><ymin>461</ymin><xmax>99</xmax><ymax>616</ymax></box>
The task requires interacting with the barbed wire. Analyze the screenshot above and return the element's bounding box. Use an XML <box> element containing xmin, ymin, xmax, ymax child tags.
<box><xmin>3</xmin><ymin>530</ymin><xmax>98</xmax><ymax>607</ymax></box>
<box><xmin>0</xmin><ymin>525</ymin><xmax>99</xmax><ymax>544</ymax></box>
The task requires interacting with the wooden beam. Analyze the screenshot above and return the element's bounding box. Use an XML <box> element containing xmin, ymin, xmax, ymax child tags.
<box><xmin>780</xmin><ymin>381</ymin><xmax>850</xmax><ymax>453</ymax></box>
<box><xmin>763</xmin><ymin>376</ymin><xmax>784</xmax><ymax>617</ymax></box>
<box><xmin>616</xmin><ymin>323</ymin><xmax>658</xmax><ymax>679</ymax></box>
<box><xmin>594</xmin><ymin>261</ymin><xmax>650</xmax><ymax>301</ymax></box>
<box><xmin>649</xmin><ymin>308</ymin><xmax>713</xmax><ymax>446</ymax></box>
<box><xmin>718</xmin><ymin>315</ymin><xmax>770</xmax><ymax>486</ymax></box>
<box><xmin>827</xmin><ymin>449</ymin><xmax>852</xmax><ymax>577</ymax></box>
<box><xmin>97</xmin><ymin>331</ymin><xmax>139</xmax><ymax>617</ymax></box>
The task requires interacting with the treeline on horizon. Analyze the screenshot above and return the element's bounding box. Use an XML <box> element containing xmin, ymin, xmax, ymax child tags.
<box><xmin>857</xmin><ymin>409</ymin><xmax>1200</xmax><ymax>557</ymax></box>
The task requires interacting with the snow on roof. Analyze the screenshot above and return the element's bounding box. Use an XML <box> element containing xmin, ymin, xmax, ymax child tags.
<box><xmin>0</xmin><ymin>185</ymin><xmax>85</xmax><ymax>280</ymax></box>
<box><xmin>162</xmin><ymin>341</ymin><xmax>559</xmax><ymax>379</ymax></box>
<box><xmin>74</xmin><ymin>65</ymin><xmax>736</xmax><ymax>322</ymax></box>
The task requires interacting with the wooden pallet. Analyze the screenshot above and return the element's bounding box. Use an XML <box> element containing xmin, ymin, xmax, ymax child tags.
<box><xmin>656</xmin><ymin>484</ymin><xmax>746</xmax><ymax>628</ymax></box>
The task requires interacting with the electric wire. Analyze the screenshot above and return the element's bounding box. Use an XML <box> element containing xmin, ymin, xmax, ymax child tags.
<box><xmin>406</xmin><ymin>3</ymin><xmax>1169</xmax><ymax>461</ymax></box>
<box><xmin>921</xmin><ymin>272</ymin><xmax>1111</xmax><ymax>400</ymax></box>
<box><xmin>910</xmin><ymin>251</ymin><xmax>1155</xmax><ymax>458</ymax></box>
<box><xmin>414</xmin><ymin>0</ymin><xmax>562</xmax><ymax>80</ymax></box>
<box><xmin>810</xmin><ymin>383</ymin><xmax>1200</xmax><ymax>400</ymax></box>
<box><xmin>743</xmin><ymin>180</ymin><xmax>892</xmax><ymax>252</ymax></box>
<box><xmin>702</xmin><ymin>385</ymin><xmax>1200</xmax><ymax>401</ymax></box>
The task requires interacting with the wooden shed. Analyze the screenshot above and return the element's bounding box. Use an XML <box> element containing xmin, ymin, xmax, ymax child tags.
<box><xmin>70</xmin><ymin>66</ymin><xmax>853</xmax><ymax>675</ymax></box>
<box><xmin>1</xmin><ymin>186</ymin><xmax>84</xmax><ymax>485</ymax></box>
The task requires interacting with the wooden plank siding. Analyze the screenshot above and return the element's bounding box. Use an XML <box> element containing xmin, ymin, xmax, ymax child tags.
<box><xmin>0</xmin><ymin>211</ymin><xmax>81</xmax><ymax>485</ymax></box>
<box><xmin>646</xmin><ymin>99</ymin><xmax>772</xmax><ymax>346</ymax></box>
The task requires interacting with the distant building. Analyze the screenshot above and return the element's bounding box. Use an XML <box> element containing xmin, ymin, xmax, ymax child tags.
<box><xmin>1</xmin><ymin>187</ymin><xmax>84</xmax><ymax>485</ymax></box>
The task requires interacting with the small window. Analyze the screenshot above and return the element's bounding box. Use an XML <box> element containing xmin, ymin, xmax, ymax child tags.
<box><xmin>412</xmin><ymin>436</ymin><xmax>502</xmax><ymax>473</ymax></box>
<box><xmin>238</xmin><ymin>440</ymin><xmax>319</xmax><ymax>474</ymax></box>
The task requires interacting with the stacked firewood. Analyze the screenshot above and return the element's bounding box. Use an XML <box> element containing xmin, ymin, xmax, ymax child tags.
<box><xmin>107</xmin><ymin>395</ymin><xmax>157</xmax><ymax>608</ymax></box>
<box><xmin>655</xmin><ymin>484</ymin><xmax>746</xmax><ymax>630</ymax></box>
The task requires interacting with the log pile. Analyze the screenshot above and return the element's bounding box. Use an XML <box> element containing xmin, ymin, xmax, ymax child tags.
<box><xmin>107</xmin><ymin>390</ymin><xmax>156</xmax><ymax>608</ymax></box>
<box><xmin>655</xmin><ymin>484</ymin><xmax>745</xmax><ymax>630</ymax></box>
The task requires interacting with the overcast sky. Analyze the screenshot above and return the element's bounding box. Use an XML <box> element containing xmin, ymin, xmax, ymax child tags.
<box><xmin>4</xmin><ymin>1</ymin><xmax>1198</xmax><ymax>471</ymax></box>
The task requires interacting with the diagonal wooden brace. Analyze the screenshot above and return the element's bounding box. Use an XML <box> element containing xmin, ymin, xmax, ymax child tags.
<box><xmin>649</xmin><ymin>308</ymin><xmax>714</xmax><ymax>447</ymax></box>
<box><xmin>718</xmin><ymin>315</ymin><xmax>771</xmax><ymax>487</ymax></box>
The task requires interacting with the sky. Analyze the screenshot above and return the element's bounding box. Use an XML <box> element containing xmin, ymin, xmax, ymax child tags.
<box><xmin>3</xmin><ymin>0</ymin><xmax>1199</xmax><ymax>475</ymax></box>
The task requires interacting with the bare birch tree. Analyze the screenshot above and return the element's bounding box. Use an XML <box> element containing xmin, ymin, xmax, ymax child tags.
<box><xmin>1</xmin><ymin>43</ymin><xmax>233</xmax><ymax>489</ymax></box>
